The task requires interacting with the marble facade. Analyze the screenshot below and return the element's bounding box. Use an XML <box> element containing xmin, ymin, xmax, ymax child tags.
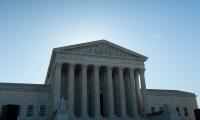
<box><xmin>0</xmin><ymin>40</ymin><xmax>198</xmax><ymax>120</ymax></box>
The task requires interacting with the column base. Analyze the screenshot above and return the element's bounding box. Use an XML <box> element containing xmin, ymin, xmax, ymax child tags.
<box><xmin>121</xmin><ymin>115</ymin><xmax>129</xmax><ymax>119</ymax></box>
<box><xmin>69</xmin><ymin>115</ymin><xmax>76</xmax><ymax>120</ymax></box>
<box><xmin>95</xmin><ymin>115</ymin><xmax>103</xmax><ymax>119</ymax></box>
<box><xmin>82</xmin><ymin>115</ymin><xmax>90</xmax><ymax>120</ymax></box>
<box><xmin>109</xmin><ymin>114</ymin><xmax>117</xmax><ymax>120</ymax></box>
<box><xmin>54</xmin><ymin>113</ymin><xmax>69</xmax><ymax>120</ymax></box>
<box><xmin>133</xmin><ymin>115</ymin><xmax>145</xmax><ymax>120</ymax></box>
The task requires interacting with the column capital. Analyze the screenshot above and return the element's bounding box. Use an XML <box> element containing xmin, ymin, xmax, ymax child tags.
<box><xmin>129</xmin><ymin>67</ymin><xmax>136</xmax><ymax>71</ymax></box>
<box><xmin>68</xmin><ymin>63</ymin><xmax>75</xmax><ymax>67</ymax></box>
<box><xmin>119</xmin><ymin>68</ymin><xmax>123</xmax><ymax>73</ymax></box>
<box><xmin>55</xmin><ymin>63</ymin><xmax>62</xmax><ymax>70</ymax></box>
<box><xmin>94</xmin><ymin>65</ymin><xmax>100</xmax><ymax>70</ymax></box>
<box><xmin>107</xmin><ymin>65</ymin><xmax>113</xmax><ymax>70</ymax></box>
<box><xmin>94</xmin><ymin>64</ymin><xmax>101</xmax><ymax>68</ymax></box>
<box><xmin>139</xmin><ymin>68</ymin><xmax>146</xmax><ymax>72</ymax></box>
<box><xmin>56</xmin><ymin>62</ymin><xmax>62</xmax><ymax>65</ymax></box>
<box><xmin>119</xmin><ymin>65</ymin><xmax>123</xmax><ymax>68</ymax></box>
<box><xmin>81</xmin><ymin>64</ymin><xmax>88</xmax><ymax>68</ymax></box>
<box><xmin>118</xmin><ymin>66</ymin><xmax>125</xmax><ymax>72</ymax></box>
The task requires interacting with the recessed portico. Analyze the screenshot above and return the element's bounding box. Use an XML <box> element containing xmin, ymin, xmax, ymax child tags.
<box><xmin>47</xmin><ymin>40</ymin><xmax>148</xmax><ymax>120</ymax></box>
<box><xmin>54</xmin><ymin>63</ymin><xmax>146</xmax><ymax>119</ymax></box>
<box><xmin>0</xmin><ymin>40</ymin><xmax>197</xmax><ymax>120</ymax></box>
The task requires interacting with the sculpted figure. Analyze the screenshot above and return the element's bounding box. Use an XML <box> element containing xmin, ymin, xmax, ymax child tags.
<box><xmin>58</xmin><ymin>97</ymin><xmax>67</xmax><ymax>112</ymax></box>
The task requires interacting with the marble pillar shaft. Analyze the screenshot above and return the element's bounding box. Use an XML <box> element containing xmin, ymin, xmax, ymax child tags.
<box><xmin>129</xmin><ymin>68</ymin><xmax>138</xmax><ymax>116</ymax></box>
<box><xmin>94</xmin><ymin>65</ymin><xmax>101</xmax><ymax>117</ymax></box>
<box><xmin>55</xmin><ymin>62</ymin><xmax>145</xmax><ymax>118</ymax></box>
<box><xmin>68</xmin><ymin>63</ymin><xmax>75</xmax><ymax>117</ymax></box>
<box><xmin>107</xmin><ymin>66</ymin><xmax>115</xmax><ymax>116</ymax></box>
<box><xmin>54</xmin><ymin>63</ymin><xmax>62</xmax><ymax>110</ymax></box>
<box><xmin>118</xmin><ymin>67</ymin><xmax>127</xmax><ymax>117</ymax></box>
<box><xmin>81</xmin><ymin>64</ymin><xmax>88</xmax><ymax>116</ymax></box>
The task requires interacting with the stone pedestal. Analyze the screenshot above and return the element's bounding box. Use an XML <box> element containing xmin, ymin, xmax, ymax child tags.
<box><xmin>54</xmin><ymin>97</ymin><xmax>69</xmax><ymax>120</ymax></box>
<box><xmin>54</xmin><ymin>113</ymin><xmax>69</xmax><ymax>120</ymax></box>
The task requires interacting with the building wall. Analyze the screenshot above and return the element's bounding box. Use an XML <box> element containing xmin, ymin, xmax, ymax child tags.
<box><xmin>145</xmin><ymin>89</ymin><xmax>198</xmax><ymax>120</ymax></box>
<box><xmin>0</xmin><ymin>83</ymin><xmax>51</xmax><ymax>120</ymax></box>
<box><xmin>0</xmin><ymin>41</ymin><xmax>198</xmax><ymax>120</ymax></box>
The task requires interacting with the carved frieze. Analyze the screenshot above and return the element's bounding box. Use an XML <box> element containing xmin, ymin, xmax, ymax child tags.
<box><xmin>63</xmin><ymin>43</ymin><xmax>139</xmax><ymax>58</ymax></box>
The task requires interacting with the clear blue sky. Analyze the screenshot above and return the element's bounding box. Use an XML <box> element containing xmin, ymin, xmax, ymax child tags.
<box><xmin>0</xmin><ymin>0</ymin><xmax>199</xmax><ymax>106</ymax></box>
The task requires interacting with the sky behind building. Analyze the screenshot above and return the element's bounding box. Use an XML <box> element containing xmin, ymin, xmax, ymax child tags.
<box><xmin>0</xmin><ymin>0</ymin><xmax>200</xmax><ymax>105</ymax></box>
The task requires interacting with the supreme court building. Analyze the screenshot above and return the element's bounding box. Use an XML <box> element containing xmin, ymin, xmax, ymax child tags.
<box><xmin>0</xmin><ymin>40</ymin><xmax>198</xmax><ymax>120</ymax></box>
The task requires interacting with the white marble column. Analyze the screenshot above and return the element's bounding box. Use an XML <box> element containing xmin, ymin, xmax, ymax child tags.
<box><xmin>68</xmin><ymin>63</ymin><xmax>75</xmax><ymax>117</ymax></box>
<box><xmin>135</xmin><ymin>71</ymin><xmax>142</xmax><ymax>115</ymax></box>
<box><xmin>118</xmin><ymin>67</ymin><xmax>127</xmax><ymax>117</ymax></box>
<box><xmin>129</xmin><ymin>68</ymin><xmax>138</xmax><ymax>116</ymax></box>
<box><xmin>81</xmin><ymin>64</ymin><xmax>88</xmax><ymax>117</ymax></box>
<box><xmin>140</xmin><ymin>68</ymin><xmax>146</xmax><ymax>116</ymax></box>
<box><xmin>54</xmin><ymin>63</ymin><xmax>62</xmax><ymax>110</ymax></box>
<box><xmin>135</xmin><ymin>71</ymin><xmax>140</xmax><ymax>94</ymax></box>
<box><xmin>107</xmin><ymin>66</ymin><xmax>115</xmax><ymax>117</ymax></box>
<box><xmin>94</xmin><ymin>65</ymin><xmax>101</xmax><ymax>117</ymax></box>
<box><xmin>140</xmin><ymin>69</ymin><xmax>146</xmax><ymax>89</ymax></box>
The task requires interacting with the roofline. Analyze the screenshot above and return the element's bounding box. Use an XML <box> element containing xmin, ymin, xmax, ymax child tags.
<box><xmin>45</xmin><ymin>40</ymin><xmax>148</xmax><ymax>84</ymax></box>
<box><xmin>0</xmin><ymin>82</ymin><xmax>45</xmax><ymax>86</ymax></box>
<box><xmin>0</xmin><ymin>82</ymin><xmax>50</xmax><ymax>92</ymax></box>
<box><xmin>146</xmin><ymin>89</ymin><xmax>196</xmax><ymax>97</ymax></box>
<box><xmin>54</xmin><ymin>40</ymin><xmax>148</xmax><ymax>60</ymax></box>
<box><xmin>44</xmin><ymin>49</ymin><xmax>56</xmax><ymax>84</ymax></box>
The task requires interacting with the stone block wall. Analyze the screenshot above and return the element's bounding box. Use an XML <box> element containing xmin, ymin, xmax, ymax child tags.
<box><xmin>0</xmin><ymin>83</ymin><xmax>51</xmax><ymax>120</ymax></box>
<box><xmin>145</xmin><ymin>89</ymin><xmax>198</xmax><ymax>120</ymax></box>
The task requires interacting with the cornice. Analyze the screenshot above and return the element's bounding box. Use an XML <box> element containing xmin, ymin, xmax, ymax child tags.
<box><xmin>0</xmin><ymin>83</ymin><xmax>50</xmax><ymax>92</ymax></box>
<box><xmin>145</xmin><ymin>89</ymin><xmax>196</xmax><ymax>97</ymax></box>
<box><xmin>56</xmin><ymin>50</ymin><xmax>146</xmax><ymax>62</ymax></box>
<box><xmin>54</xmin><ymin>40</ymin><xmax>148</xmax><ymax>61</ymax></box>
<box><xmin>44</xmin><ymin>40</ymin><xmax>148</xmax><ymax>84</ymax></box>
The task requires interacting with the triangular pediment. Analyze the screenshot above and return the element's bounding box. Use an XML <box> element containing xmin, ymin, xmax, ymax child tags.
<box><xmin>55</xmin><ymin>40</ymin><xmax>147</xmax><ymax>61</ymax></box>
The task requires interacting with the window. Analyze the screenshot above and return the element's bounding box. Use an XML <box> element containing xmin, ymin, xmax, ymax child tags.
<box><xmin>151</xmin><ymin>107</ymin><xmax>155</xmax><ymax>113</ymax></box>
<box><xmin>27</xmin><ymin>105</ymin><xmax>33</xmax><ymax>117</ymax></box>
<box><xmin>184</xmin><ymin>107</ymin><xmax>188</xmax><ymax>116</ymax></box>
<box><xmin>176</xmin><ymin>107</ymin><xmax>180</xmax><ymax>116</ymax></box>
<box><xmin>159</xmin><ymin>107</ymin><xmax>164</xmax><ymax>112</ymax></box>
<box><xmin>39</xmin><ymin>105</ymin><xmax>46</xmax><ymax>117</ymax></box>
